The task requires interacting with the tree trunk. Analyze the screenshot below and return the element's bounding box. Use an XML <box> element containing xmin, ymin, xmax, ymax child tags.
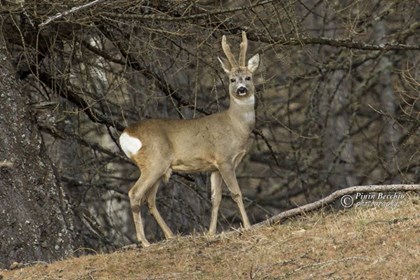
<box><xmin>374</xmin><ymin>21</ymin><xmax>401</xmax><ymax>182</ymax></box>
<box><xmin>0</xmin><ymin>42</ymin><xmax>77</xmax><ymax>268</ymax></box>
<box><xmin>321</xmin><ymin>70</ymin><xmax>357</xmax><ymax>189</ymax></box>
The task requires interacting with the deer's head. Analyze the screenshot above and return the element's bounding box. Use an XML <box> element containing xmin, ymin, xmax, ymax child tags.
<box><xmin>218</xmin><ymin>32</ymin><xmax>260</xmax><ymax>102</ymax></box>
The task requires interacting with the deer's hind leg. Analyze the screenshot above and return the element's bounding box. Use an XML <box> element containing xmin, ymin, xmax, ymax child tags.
<box><xmin>128</xmin><ymin>166</ymin><xmax>167</xmax><ymax>247</ymax></box>
<box><xmin>146</xmin><ymin>178</ymin><xmax>174</xmax><ymax>239</ymax></box>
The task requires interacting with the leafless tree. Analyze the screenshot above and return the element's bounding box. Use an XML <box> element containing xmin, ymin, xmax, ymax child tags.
<box><xmin>0</xmin><ymin>0</ymin><xmax>418</xmax><ymax>266</ymax></box>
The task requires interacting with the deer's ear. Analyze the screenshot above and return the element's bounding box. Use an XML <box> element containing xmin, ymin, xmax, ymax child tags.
<box><xmin>247</xmin><ymin>53</ymin><xmax>260</xmax><ymax>73</ymax></box>
<box><xmin>218</xmin><ymin>57</ymin><xmax>231</xmax><ymax>74</ymax></box>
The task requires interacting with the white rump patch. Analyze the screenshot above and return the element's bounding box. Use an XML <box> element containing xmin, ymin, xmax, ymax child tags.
<box><xmin>119</xmin><ymin>132</ymin><xmax>142</xmax><ymax>158</ymax></box>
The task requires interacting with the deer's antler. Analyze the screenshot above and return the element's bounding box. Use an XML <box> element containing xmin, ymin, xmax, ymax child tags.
<box><xmin>239</xmin><ymin>31</ymin><xmax>248</xmax><ymax>67</ymax></box>
<box><xmin>222</xmin><ymin>35</ymin><xmax>238</xmax><ymax>68</ymax></box>
<box><xmin>222</xmin><ymin>32</ymin><xmax>249</xmax><ymax>68</ymax></box>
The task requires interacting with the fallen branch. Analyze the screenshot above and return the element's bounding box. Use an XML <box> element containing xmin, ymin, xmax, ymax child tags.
<box><xmin>254</xmin><ymin>184</ymin><xmax>420</xmax><ymax>228</ymax></box>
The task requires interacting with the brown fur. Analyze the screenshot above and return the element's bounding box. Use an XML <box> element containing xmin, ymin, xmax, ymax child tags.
<box><xmin>121</xmin><ymin>32</ymin><xmax>260</xmax><ymax>246</ymax></box>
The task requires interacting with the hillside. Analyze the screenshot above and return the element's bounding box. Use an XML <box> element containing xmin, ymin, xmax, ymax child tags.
<box><xmin>2</xmin><ymin>194</ymin><xmax>419</xmax><ymax>280</ymax></box>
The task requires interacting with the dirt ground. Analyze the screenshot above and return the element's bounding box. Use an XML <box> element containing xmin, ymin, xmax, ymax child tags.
<box><xmin>2</xmin><ymin>193</ymin><xmax>419</xmax><ymax>279</ymax></box>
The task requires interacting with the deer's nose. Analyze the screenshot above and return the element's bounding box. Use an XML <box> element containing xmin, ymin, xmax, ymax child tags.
<box><xmin>237</xmin><ymin>86</ymin><xmax>247</xmax><ymax>95</ymax></box>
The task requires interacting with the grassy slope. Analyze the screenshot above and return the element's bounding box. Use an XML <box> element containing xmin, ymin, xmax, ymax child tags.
<box><xmin>2</xmin><ymin>195</ymin><xmax>419</xmax><ymax>280</ymax></box>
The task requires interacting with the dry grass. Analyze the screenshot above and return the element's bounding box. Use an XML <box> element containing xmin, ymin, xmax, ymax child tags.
<box><xmin>2</xmin><ymin>194</ymin><xmax>419</xmax><ymax>279</ymax></box>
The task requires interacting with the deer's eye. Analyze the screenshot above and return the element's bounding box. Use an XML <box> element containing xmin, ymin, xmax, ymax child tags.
<box><xmin>245</xmin><ymin>76</ymin><xmax>251</xmax><ymax>81</ymax></box>
<box><xmin>230</xmin><ymin>78</ymin><xmax>236</xmax><ymax>83</ymax></box>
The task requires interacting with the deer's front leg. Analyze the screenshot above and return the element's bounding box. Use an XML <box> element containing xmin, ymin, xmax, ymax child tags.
<box><xmin>218</xmin><ymin>164</ymin><xmax>251</xmax><ymax>229</ymax></box>
<box><xmin>209</xmin><ymin>171</ymin><xmax>223</xmax><ymax>235</ymax></box>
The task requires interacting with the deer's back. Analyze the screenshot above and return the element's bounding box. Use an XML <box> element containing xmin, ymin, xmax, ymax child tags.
<box><xmin>124</xmin><ymin>113</ymin><xmax>252</xmax><ymax>172</ymax></box>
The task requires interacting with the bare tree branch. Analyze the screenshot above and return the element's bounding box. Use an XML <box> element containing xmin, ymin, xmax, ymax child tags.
<box><xmin>0</xmin><ymin>160</ymin><xmax>13</xmax><ymax>168</ymax></box>
<box><xmin>39</xmin><ymin>0</ymin><xmax>108</xmax><ymax>27</ymax></box>
<box><xmin>99</xmin><ymin>0</ymin><xmax>275</xmax><ymax>22</ymax></box>
<box><xmin>260</xmin><ymin>36</ymin><xmax>420</xmax><ymax>51</ymax></box>
<box><xmin>38</xmin><ymin>72</ymin><xmax>126</xmax><ymax>132</ymax></box>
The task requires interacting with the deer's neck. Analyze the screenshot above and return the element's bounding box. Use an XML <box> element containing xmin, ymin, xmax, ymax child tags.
<box><xmin>228</xmin><ymin>95</ymin><xmax>256</xmax><ymax>132</ymax></box>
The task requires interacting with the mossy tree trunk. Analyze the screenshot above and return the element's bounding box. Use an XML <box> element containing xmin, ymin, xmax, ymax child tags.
<box><xmin>0</xmin><ymin>40</ymin><xmax>77</xmax><ymax>269</ymax></box>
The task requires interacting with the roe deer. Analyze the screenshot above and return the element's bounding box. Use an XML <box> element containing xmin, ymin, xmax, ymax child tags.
<box><xmin>120</xmin><ymin>32</ymin><xmax>260</xmax><ymax>247</ymax></box>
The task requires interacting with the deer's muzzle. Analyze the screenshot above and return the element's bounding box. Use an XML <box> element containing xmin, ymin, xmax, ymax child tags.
<box><xmin>237</xmin><ymin>86</ymin><xmax>248</xmax><ymax>96</ymax></box>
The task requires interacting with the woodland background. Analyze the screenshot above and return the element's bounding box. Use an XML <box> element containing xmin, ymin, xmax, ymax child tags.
<box><xmin>0</xmin><ymin>0</ymin><xmax>418</xmax><ymax>268</ymax></box>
